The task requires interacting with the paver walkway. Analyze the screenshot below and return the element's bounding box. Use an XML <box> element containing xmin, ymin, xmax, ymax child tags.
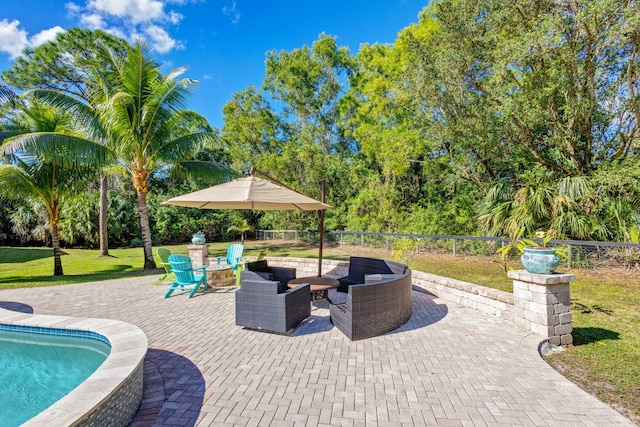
<box><xmin>0</xmin><ymin>276</ymin><xmax>635</xmax><ymax>426</ymax></box>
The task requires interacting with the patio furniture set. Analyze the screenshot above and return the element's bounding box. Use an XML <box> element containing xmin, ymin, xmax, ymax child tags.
<box><xmin>162</xmin><ymin>245</ymin><xmax>413</xmax><ymax>340</ymax></box>
<box><xmin>235</xmin><ymin>256</ymin><xmax>413</xmax><ymax>340</ymax></box>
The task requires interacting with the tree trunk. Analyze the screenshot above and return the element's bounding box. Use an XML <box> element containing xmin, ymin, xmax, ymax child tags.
<box><xmin>136</xmin><ymin>189</ymin><xmax>157</xmax><ymax>270</ymax></box>
<box><xmin>98</xmin><ymin>175</ymin><xmax>110</xmax><ymax>257</ymax></box>
<box><xmin>50</xmin><ymin>220</ymin><xmax>63</xmax><ymax>276</ymax></box>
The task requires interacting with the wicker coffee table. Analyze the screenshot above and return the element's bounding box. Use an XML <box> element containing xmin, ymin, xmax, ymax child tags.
<box><xmin>288</xmin><ymin>276</ymin><xmax>339</xmax><ymax>301</ymax></box>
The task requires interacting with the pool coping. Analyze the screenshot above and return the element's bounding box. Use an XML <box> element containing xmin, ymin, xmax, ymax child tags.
<box><xmin>0</xmin><ymin>307</ymin><xmax>148</xmax><ymax>426</ymax></box>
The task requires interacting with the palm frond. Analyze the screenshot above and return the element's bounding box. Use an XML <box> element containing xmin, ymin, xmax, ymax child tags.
<box><xmin>0</xmin><ymin>84</ymin><xmax>18</xmax><ymax>106</ymax></box>
<box><xmin>557</xmin><ymin>176</ymin><xmax>590</xmax><ymax>199</ymax></box>
<box><xmin>165</xmin><ymin>66</ymin><xmax>188</xmax><ymax>82</ymax></box>
<box><xmin>0</xmin><ymin>164</ymin><xmax>42</xmax><ymax>200</ymax></box>
<box><xmin>2</xmin><ymin>132</ymin><xmax>114</xmax><ymax>168</ymax></box>
<box><xmin>172</xmin><ymin>160</ymin><xmax>239</xmax><ymax>184</ymax></box>
<box><xmin>25</xmin><ymin>89</ymin><xmax>107</xmax><ymax>142</ymax></box>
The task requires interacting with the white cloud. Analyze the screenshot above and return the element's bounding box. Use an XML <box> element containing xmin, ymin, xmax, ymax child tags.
<box><xmin>167</xmin><ymin>11</ymin><xmax>183</xmax><ymax>25</ymax></box>
<box><xmin>0</xmin><ymin>19</ymin><xmax>29</xmax><ymax>59</ymax></box>
<box><xmin>0</xmin><ymin>20</ymin><xmax>65</xmax><ymax>59</ymax></box>
<box><xmin>2</xmin><ymin>0</ymin><xmax>210</xmax><ymax>59</ymax></box>
<box><xmin>63</xmin><ymin>0</ymin><xmax>187</xmax><ymax>53</ymax></box>
<box><xmin>80</xmin><ymin>13</ymin><xmax>105</xmax><ymax>29</ymax></box>
<box><xmin>144</xmin><ymin>24</ymin><xmax>181</xmax><ymax>53</ymax></box>
<box><xmin>29</xmin><ymin>26</ymin><xmax>66</xmax><ymax>47</ymax></box>
<box><xmin>222</xmin><ymin>0</ymin><xmax>240</xmax><ymax>24</ymax></box>
<box><xmin>87</xmin><ymin>0</ymin><xmax>165</xmax><ymax>24</ymax></box>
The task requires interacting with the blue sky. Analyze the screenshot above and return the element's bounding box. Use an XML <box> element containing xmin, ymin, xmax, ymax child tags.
<box><xmin>0</xmin><ymin>0</ymin><xmax>427</xmax><ymax>128</ymax></box>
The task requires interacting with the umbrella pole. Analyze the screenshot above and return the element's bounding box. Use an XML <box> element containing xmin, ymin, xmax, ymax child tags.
<box><xmin>249</xmin><ymin>167</ymin><xmax>327</xmax><ymax>277</ymax></box>
<box><xmin>318</xmin><ymin>180</ymin><xmax>326</xmax><ymax>277</ymax></box>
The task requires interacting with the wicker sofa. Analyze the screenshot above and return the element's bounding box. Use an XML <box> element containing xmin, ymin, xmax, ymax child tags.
<box><xmin>235</xmin><ymin>260</ymin><xmax>310</xmax><ymax>333</ymax></box>
<box><xmin>330</xmin><ymin>257</ymin><xmax>412</xmax><ymax>340</ymax></box>
<box><xmin>336</xmin><ymin>256</ymin><xmax>408</xmax><ymax>293</ymax></box>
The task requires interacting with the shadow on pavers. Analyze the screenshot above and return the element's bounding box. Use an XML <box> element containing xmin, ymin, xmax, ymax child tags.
<box><xmin>129</xmin><ymin>348</ymin><xmax>205</xmax><ymax>427</ymax></box>
<box><xmin>0</xmin><ymin>301</ymin><xmax>34</xmax><ymax>314</ymax></box>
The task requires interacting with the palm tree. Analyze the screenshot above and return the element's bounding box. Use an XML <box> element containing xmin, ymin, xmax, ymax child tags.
<box><xmin>0</xmin><ymin>99</ymin><xmax>112</xmax><ymax>275</ymax></box>
<box><xmin>93</xmin><ymin>41</ymin><xmax>235</xmax><ymax>270</ymax></box>
<box><xmin>0</xmin><ymin>84</ymin><xmax>16</xmax><ymax>104</ymax></box>
<box><xmin>227</xmin><ymin>218</ymin><xmax>254</xmax><ymax>243</ymax></box>
<box><xmin>477</xmin><ymin>175</ymin><xmax>598</xmax><ymax>240</ymax></box>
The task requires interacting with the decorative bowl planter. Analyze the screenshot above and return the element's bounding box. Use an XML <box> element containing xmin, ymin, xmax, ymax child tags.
<box><xmin>191</xmin><ymin>232</ymin><xmax>206</xmax><ymax>245</ymax></box>
<box><xmin>520</xmin><ymin>246</ymin><xmax>559</xmax><ymax>274</ymax></box>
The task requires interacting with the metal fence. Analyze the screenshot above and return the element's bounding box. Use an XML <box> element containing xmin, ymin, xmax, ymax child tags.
<box><xmin>255</xmin><ymin>229</ymin><xmax>640</xmax><ymax>270</ymax></box>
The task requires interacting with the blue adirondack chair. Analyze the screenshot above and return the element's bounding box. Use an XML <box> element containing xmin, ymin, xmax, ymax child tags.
<box><xmin>165</xmin><ymin>254</ymin><xmax>207</xmax><ymax>298</ymax></box>
<box><xmin>216</xmin><ymin>243</ymin><xmax>244</xmax><ymax>274</ymax></box>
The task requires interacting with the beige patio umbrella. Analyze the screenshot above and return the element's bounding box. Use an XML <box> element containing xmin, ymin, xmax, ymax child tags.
<box><xmin>163</xmin><ymin>169</ymin><xmax>332</xmax><ymax>276</ymax></box>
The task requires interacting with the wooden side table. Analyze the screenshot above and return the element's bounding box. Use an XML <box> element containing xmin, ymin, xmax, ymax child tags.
<box><xmin>288</xmin><ymin>276</ymin><xmax>340</xmax><ymax>301</ymax></box>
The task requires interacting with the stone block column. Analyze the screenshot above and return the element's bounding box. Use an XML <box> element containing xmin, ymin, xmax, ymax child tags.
<box><xmin>187</xmin><ymin>244</ymin><xmax>209</xmax><ymax>268</ymax></box>
<box><xmin>507</xmin><ymin>270</ymin><xmax>576</xmax><ymax>346</ymax></box>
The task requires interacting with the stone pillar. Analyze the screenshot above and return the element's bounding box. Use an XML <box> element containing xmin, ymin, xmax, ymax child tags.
<box><xmin>507</xmin><ymin>270</ymin><xmax>576</xmax><ymax>346</ymax></box>
<box><xmin>187</xmin><ymin>245</ymin><xmax>209</xmax><ymax>268</ymax></box>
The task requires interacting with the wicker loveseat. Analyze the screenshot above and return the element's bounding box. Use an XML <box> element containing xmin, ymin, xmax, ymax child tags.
<box><xmin>330</xmin><ymin>257</ymin><xmax>412</xmax><ymax>341</ymax></box>
<box><xmin>235</xmin><ymin>260</ymin><xmax>310</xmax><ymax>333</ymax></box>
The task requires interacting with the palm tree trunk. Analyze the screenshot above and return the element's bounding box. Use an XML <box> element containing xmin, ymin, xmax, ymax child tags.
<box><xmin>136</xmin><ymin>189</ymin><xmax>157</xmax><ymax>270</ymax></box>
<box><xmin>98</xmin><ymin>175</ymin><xmax>110</xmax><ymax>257</ymax></box>
<box><xmin>50</xmin><ymin>220</ymin><xmax>63</xmax><ymax>276</ymax></box>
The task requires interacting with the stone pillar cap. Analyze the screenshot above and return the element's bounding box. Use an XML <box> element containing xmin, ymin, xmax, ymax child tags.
<box><xmin>507</xmin><ymin>269</ymin><xmax>576</xmax><ymax>285</ymax></box>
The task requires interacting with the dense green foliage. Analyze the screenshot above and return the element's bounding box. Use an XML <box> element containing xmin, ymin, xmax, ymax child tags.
<box><xmin>2</xmin><ymin>0</ymin><xmax>639</xmax><ymax>253</ymax></box>
<box><xmin>223</xmin><ymin>0</ymin><xmax>640</xmax><ymax>241</ymax></box>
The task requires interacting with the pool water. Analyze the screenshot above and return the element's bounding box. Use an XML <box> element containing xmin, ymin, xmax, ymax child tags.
<box><xmin>0</xmin><ymin>328</ymin><xmax>111</xmax><ymax>427</ymax></box>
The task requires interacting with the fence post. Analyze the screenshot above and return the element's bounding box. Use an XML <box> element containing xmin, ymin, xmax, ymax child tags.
<box><xmin>340</xmin><ymin>232</ymin><xmax>344</xmax><ymax>246</ymax></box>
<box><xmin>567</xmin><ymin>244</ymin><xmax>572</xmax><ymax>269</ymax></box>
<box><xmin>386</xmin><ymin>236</ymin><xmax>389</xmax><ymax>250</ymax></box>
<box><xmin>452</xmin><ymin>239</ymin><xmax>456</xmax><ymax>257</ymax></box>
<box><xmin>361</xmin><ymin>234</ymin><xmax>364</xmax><ymax>247</ymax></box>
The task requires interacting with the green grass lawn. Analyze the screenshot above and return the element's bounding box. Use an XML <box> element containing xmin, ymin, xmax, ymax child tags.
<box><xmin>0</xmin><ymin>242</ymin><xmax>351</xmax><ymax>288</ymax></box>
<box><xmin>0</xmin><ymin>242</ymin><xmax>638</xmax><ymax>422</ymax></box>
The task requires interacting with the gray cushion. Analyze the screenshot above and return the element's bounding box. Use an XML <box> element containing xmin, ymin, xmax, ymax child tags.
<box><xmin>255</xmin><ymin>271</ymin><xmax>274</xmax><ymax>280</ymax></box>
<box><xmin>364</xmin><ymin>274</ymin><xmax>402</xmax><ymax>284</ymax></box>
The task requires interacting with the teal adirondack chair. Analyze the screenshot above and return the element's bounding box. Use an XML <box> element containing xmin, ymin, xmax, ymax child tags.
<box><xmin>165</xmin><ymin>254</ymin><xmax>207</xmax><ymax>298</ymax></box>
<box><xmin>216</xmin><ymin>243</ymin><xmax>244</xmax><ymax>274</ymax></box>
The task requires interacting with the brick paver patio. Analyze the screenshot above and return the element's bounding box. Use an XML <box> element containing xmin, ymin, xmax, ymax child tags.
<box><xmin>0</xmin><ymin>276</ymin><xmax>635</xmax><ymax>426</ymax></box>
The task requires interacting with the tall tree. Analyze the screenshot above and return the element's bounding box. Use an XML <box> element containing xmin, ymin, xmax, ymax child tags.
<box><xmin>223</xmin><ymin>34</ymin><xmax>361</xmax><ymax>232</ymax></box>
<box><xmin>221</xmin><ymin>85</ymin><xmax>284</xmax><ymax>169</ymax></box>
<box><xmin>263</xmin><ymin>33</ymin><xmax>356</xmax><ymax>155</ymax></box>
<box><xmin>2</xmin><ymin>28</ymin><xmax>128</xmax><ymax>101</ymax></box>
<box><xmin>94</xmin><ymin>41</ymin><xmax>234</xmax><ymax>270</ymax></box>
<box><xmin>402</xmin><ymin>0</ymin><xmax>640</xmax><ymax>239</ymax></box>
<box><xmin>2</xmin><ymin>28</ymin><xmax>130</xmax><ymax>257</ymax></box>
<box><xmin>0</xmin><ymin>99</ymin><xmax>111</xmax><ymax>275</ymax></box>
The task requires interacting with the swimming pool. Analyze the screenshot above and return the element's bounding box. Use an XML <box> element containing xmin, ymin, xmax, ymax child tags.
<box><xmin>0</xmin><ymin>325</ymin><xmax>111</xmax><ymax>427</ymax></box>
<box><xmin>0</xmin><ymin>309</ymin><xmax>147</xmax><ymax>427</ymax></box>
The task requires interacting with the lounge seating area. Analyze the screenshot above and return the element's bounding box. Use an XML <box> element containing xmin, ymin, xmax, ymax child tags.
<box><xmin>232</xmin><ymin>256</ymin><xmax>412</xmax><ymax>340</ymax></box>
<box><xmin>235</xmin><ymin>260</ymin><xmax>310</xmax><ymax>333</ymax></box>
<box><xmin>330</xmin><ymin>256</ymin><xmax>412</xmax><ymax>340</ymax></box>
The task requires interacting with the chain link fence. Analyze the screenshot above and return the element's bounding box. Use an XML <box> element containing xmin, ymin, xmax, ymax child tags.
<box><xmin>255</xmin><ymin>230</ymin><xmax>640</xmax><ymax>270</ymax></box>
